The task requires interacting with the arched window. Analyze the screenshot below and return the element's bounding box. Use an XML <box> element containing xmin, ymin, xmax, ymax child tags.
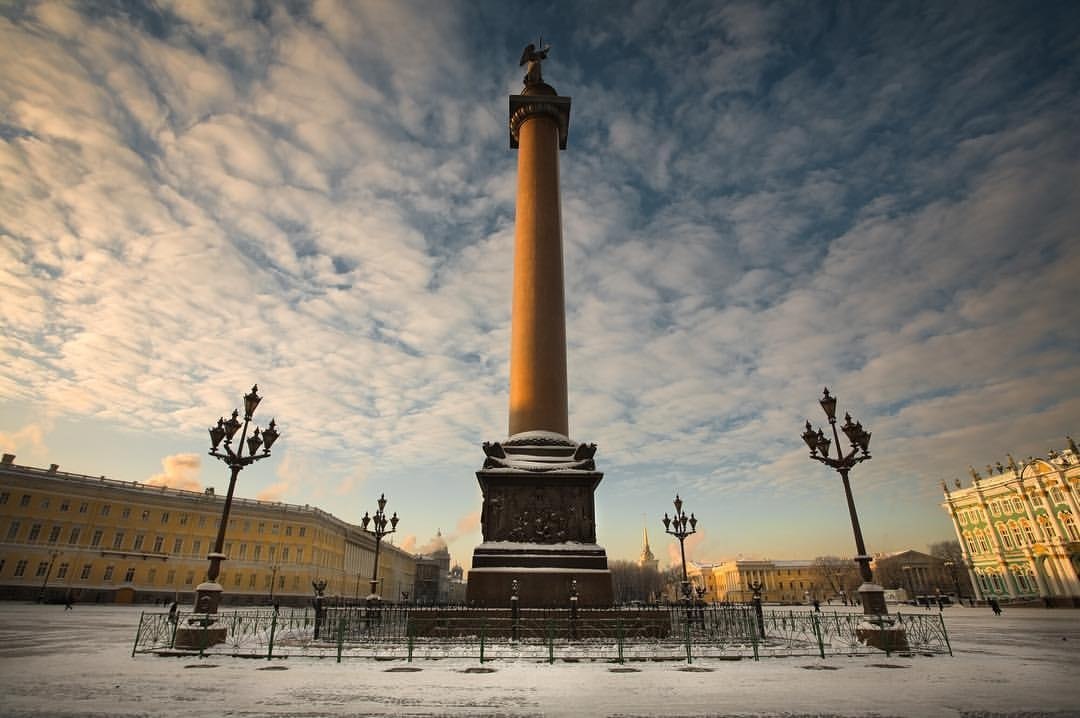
<box><xmin>1039</xmin><ymin>515</ymin><xmax>1057</xmax><ymax>538</ymax></box>
<box><xmin>977</xmin><ymin>531</ymin><xmax>991</xmax><ymax>553</ymax></box>
<box><xmin>997</xmin><ymin>524</ymin><xmax>1013</xmax><ymax>548</ymax></box>
<box><xmin>1050</xmin><ymin>487</ymin><xmax>1064</xmax><ymax>504</ymax></box>
<box><xmin>1009</xmin><ymin>522</ymin><xmax>1025</xmax><ymax>547</ymax></box>
<box><xmin>963</xmin><ymin>531</ymin><xmax>976</xmax><ymax>554</ymax></box>
<box><xmin>1014</xmin><ymin>571</ymin><xmax>1029</xmax><ymax>592</ymax></box>
<box><xmin>1021</xmin><ymin>520</ymin><xmax>1036</xmax><ymax>544</ymax></box>
<box><xmin>1012</xmin><ymin>498</ymin><xmax>1024</xmax><ymax>514</ymax></box>
<box><xmin>1061</xmin><ymin>513</ymin><xmax>1079</xmax><ymax>541</ymax></box>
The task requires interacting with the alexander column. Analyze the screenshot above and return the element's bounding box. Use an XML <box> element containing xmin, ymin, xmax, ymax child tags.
<box><xmin>466</xmin><ymin>43</ymin><xmax>613</xmax><ymax>608</ymax></box>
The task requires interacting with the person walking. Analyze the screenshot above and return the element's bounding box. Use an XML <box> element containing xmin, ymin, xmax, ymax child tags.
<box><xmin>989</xmin><ymin>597</ymin><xmax>1002</xmax><ymax>615</ymax></box>
<box><xmin>64</xmin><ymin>590</ymin><xmax>73</xmax><ymax>610</ymax></box>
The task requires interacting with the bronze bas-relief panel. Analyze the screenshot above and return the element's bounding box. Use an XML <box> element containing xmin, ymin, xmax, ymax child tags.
<box><xmin>479</xmin><ymin>477</ymin><xmax>598</xmax><ymax>544</ymax></box>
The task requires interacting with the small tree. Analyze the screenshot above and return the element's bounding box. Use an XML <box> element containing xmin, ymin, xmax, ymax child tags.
<box><xmin>811</xmin><ymin>556</ymin><xmax>860</xmax><ymax>599</ymax></box>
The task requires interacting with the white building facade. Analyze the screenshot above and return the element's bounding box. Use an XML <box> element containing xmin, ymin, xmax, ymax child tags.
<box><xmin>940</xmin><ymin>439</ymin><xmax>1080</xmax><ymax>606</ymax></box>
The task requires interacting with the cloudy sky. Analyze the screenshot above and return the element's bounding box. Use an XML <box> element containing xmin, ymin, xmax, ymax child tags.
<box><xmin>2</xmin><ymin>1</ymin><xmax>1078</xmax><ymax>570</ymax></box>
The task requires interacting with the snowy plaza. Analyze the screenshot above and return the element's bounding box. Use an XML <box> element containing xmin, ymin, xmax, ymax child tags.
<box><xmin>1</xmin><ymin>602</ymin><xmax>1079</xmax><ymax>717</ymax></box>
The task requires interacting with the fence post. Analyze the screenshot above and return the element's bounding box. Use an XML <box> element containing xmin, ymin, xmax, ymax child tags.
<box><xmin>267</xmin><ymin>607</ymin><xmax>278</xmax><ymax>660</ymax></box>
<box><xmin>131</xmin><ymin>612</ymin><xmax>145</xmax><ymax>657</ymax></box>
<box><xmin>938</xmin><ymin>613</ymin><xmax>953</xmax><ymax>656</ymax></box>
<box><xmin>811</xmin><ymin>612</ymin><xmax>825</xmax><ymax>659</ymax></box>
<box><xmin>684</xmin><ymin>606</ymin><xmax>693</xmax><ymax>665</ymax></box>
<box><xmin>336</xmin><ymin>615</ymin><xmax>346</xmax><ymax>663</ymax></box>
<box><xmin>170</xmin><ymin>610</ymin><xmax>180</xmax><ymax>649</ymax></box>
<box><xmin>407</xmin><ymin>622</ymin><xmax>414</xmax><ymax>663</ymax></box>
<box><xmin>884</xmin><ymin>613</ymin><xmax>894</xmax><ymax>657</ymax></box>
<box><xmin>616</xmin><ymin>618</ymin><xmax>624</xmax><ymax>664</ymax></box>
<box><xmin>479</xmin><ymin>617</ymin><xmax>486</xmax><ymax>664</ymax></box>
<box><xmin>547</xmin><ymin>620</ymin><xmax>554</xmax><ymax>664</ymax></box>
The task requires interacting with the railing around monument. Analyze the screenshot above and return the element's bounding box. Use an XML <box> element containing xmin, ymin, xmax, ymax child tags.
<box><xmin>132</xmin><ymin>605</ymin><xmax>952</xmax><ymax>660</ymax></box>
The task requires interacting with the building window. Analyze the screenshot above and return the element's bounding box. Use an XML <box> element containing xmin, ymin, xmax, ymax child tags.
<box><xmin>1031</xmin><ymin>494</ymin><xmax>1043</xmax><ymax>507</ymax></box>
<box><xmin>198</xmin><ymin>515</ymin><xmax>206</xmax><ymax>528</ymax></box>
<box><xmin>179</xmin><ymin>513</ymin><xmax>188</xmax><ymax>526</ymax></box>
<box><xmin>269</xmin><ymin>546</ymin><xmax>276</xmax><ymax>561</ymax></box>
<box><xmin>14</xmin><ymin>560</ymin><xmax>28</xmax><ymax>577</ymax></box>
<box><xmin>148</xmin><ymin>568</ymin><xmax>157</xmax><ymax>583</ymax></box>
<box><xmin>91</xmin><ymin>530</ymin><xmax>103</xmax><ymax>547</ymax></box>
<box><xmin>249</xmin><ymin>574</ymin><xmax>256</xmax><ymax>588</ymax></box>
<box><xmin>997</xmin><ymin>524</ymin><xmax>1012</xmax><ymax>548</ymax></box>
<box><xmin>296</xmin><ymin>548</ymin><xmax>303</xmax><ymax>563</ymax></box>
<box><xmin>185</xmin><ymin>572</ymin><xmax>194</xmax><ymax>586</ymax></box>
<box><xmin>60</xmin><ymin>500</ymin><xmax>69</xmax><ymax>512</ymax></box>
<box><xmin>173</xmin><ymin>538</ymin><xmax>183</xmax><ymax>554</ymax></box>
<box><xmin>68</xmin><ymin>527</ymin><xmax>81</xmax><ymax>545</ymax></box>
<box><xmin>299</xmin><ymin>527</ymin><xmax>306</xmax><ymax>537</ymax></box>
<box><xmin>153</xmin><ymin>536</ymin><xmax>164</xmax><ymax>553</ymax></box>
<box><xmin>35</xmin><ymin>562</ymin><xmax>49</xmax><ymax>577</ymax></box>
<box><xmin>234</xmin><ymin>573</ymin><xmax>242</xmax><ymax>586</ymax></box>
<box><xmin>244</xmin><ymin>520</ymin><xmax>251</xmax><ymax>532</ymax></box>
<box><xmin>48</xmin><ymin>526</ymin><xmax>61</xmax><ymax>544</ymax></box>
<box><xmin>0</xmin><ymin>492</ymin><xmax>7</xmax><ymax>504</ymax></box>
<box><xmin>285</xmin><ymin>525</ymin><xmax>292</xmax><ymax>536</ymax></box>
<box><xmin>6</xmin><ymin>521</ymin><xmax>20</xmax><ymax>540</ymax></box>
<box><xmin>28</xmin><ymin>524</ymin><xmax>41</xmax><ymax>542</ymax></box>
<box><xmin>272</xmin><ymin>523</ymin><xmax>279</xmax><ymax>534</ymax></box>
<box><xmin>1062</xmin><ymin>513</ymin><xmax>1079</xmax><ymax>541</ymax></box>
<box><xmin>121</xmin><ymin>507</ymin><xmax>131</xmax><ymax>519</ymax></box>
<box><xmin>124</xmin><ymin>567</ymin><xmax>136</xmax><ymax>582</ymax></box>
<box><xmin>40</xmin><ymin>498</ymin><xmax>49</xmax><ymax>510</ymax></box>
<box><xmin>80</xmin><ymin>564</ymin><xmax>92</xmax><ymax>580</ymax></box>
<box><xmin>141</xmin><ymin>510</ymin><xmax>150</xmax><ymax>521</ymax></box>
<box><xmin>1021</xmin><ymin>521</ymin><xmax>1036</xmax><ymax>544</ymax></box>
<box><xmin>257</xmin><ymin>522</ymin><xmax>265</xmax><ymax>534</ymax></box>
<box><xmin>281</xmin><ymin>547</ymin><xmax>289</xmax><ymax>561</ymax></box>
<box><xmin>990</xmin><ymin>501</ymin><xmax>1000</xmax><ymax>515</ymax></box>
<box><xmin>239</xmin><ymin>544</ymin><xmax>247</xmax><ymax>559</ymax></box>
<box><xmin>161</xmin><ymin>512</ymin><xmax>169</xmax><ymax>524</ymax></box>
<box><xmin>20</xmin><ymin>494</ymin><xmax>31</xmax><ymax>507</ymax></box>
<box><xmin>279</xmin><ymin>575</ymin><xmax>285</xmax><ymax>589</ymax></box>
<box><xmin>1050</xmin><ymin>487</ymin><xmax>1065</xmax><ymax>504</ymax></box>
<box><xmin>113</xmin><ymin>532</ymin><xmax>125</xmax><ymax>549</ymax></box>
<box><xmin>1040</xmin><ymin>516</ymin><xmax>1057</xmax><ymax>538</ymax></box>
<box><xmin>101</xmin><ymin>504</ymin><xmax>110</xmax><ymax>516</ymax></box>
<box><xmin>79</xmin><ymin>502</ymin><xmax>88</xmax><ymax>513</ymax></box>
<box><xmin>104</xmin><ymin>566</ymin><xmax>114</xmax><ymax>582</ymax></box>
<box><xmin>133</xmin><ymin>535</ymin><xmax>145</xmax><ymax>551</ymax></box>
<box><xmin>167</xmin><ymin>570</ymin><xmax>175</xmax><ymax>585</ymax></box>
<box><xmin>254</xmin><ymin>545</ymin><xmax>262</xmax><ymax>561</ymax></box>
<box><xmin>57</xmin><ymin>562</ymin><xmax>69</xmax><ymax>579</ymax></box>
<box><xmin>224</xmin><ymin>542</ymin><xmax>232</xmax><ymax>556</ymax></box>
<box><xmin>193</xmin><ymin>539</ymin><xmax>202</xmax><ymax>556</ymax></box>
<box><xmin>1011</xmin><ymin>498</ymin><xmax>1023</xmax><ymax>514</ymax></box>
<box><xmin>264</xmin><ymin>575</ymin><xmax>272</xmax><ymax>589</ymax></box>
<box><xmin>977</xmin><ymin>531</ymin><xmax>991</xmax><ymax>553</ymax></box>
<box><xmin>1010</xmin><ymin>524</ymin><xmax>1024</xmax><ymax>547</ymax></box>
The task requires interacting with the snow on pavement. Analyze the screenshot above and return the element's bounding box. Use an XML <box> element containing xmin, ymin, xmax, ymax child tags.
<box><xmin>0</xmin><ymin>603</ymin><xmax>1078</xmax><ymax>717</ymax></box>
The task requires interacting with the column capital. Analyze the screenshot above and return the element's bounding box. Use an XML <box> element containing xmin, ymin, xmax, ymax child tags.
<box><xmin>510</xmin><ymin>94</ymin><xmax>571</xmax><ymax>149</ymax></box>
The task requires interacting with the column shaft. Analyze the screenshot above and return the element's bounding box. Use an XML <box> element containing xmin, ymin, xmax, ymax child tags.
<box><xmin>508</xmin><ymin>113</ymin><xmax>568</xmax><ymax>436</ymax></box>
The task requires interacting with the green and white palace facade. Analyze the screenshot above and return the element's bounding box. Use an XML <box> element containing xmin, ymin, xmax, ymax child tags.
<box><xmin>941</xmin><ymin>438</ymin><xmax>1080</xmax><ymax>606</ymax></box>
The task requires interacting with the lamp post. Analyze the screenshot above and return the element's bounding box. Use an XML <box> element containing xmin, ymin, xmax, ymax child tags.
<box><xmin>199</xmin><ymin>384</ymin><xmax>280</xmax><ymax>614</ymax></box>
<box><xmin>38</xmin><ymin>550</ymin><xmax>59</xmax><ymax>603</ymax></box>
<box><xmin>801</xmin><ymin>387</ymin><xmax>888</xmax><ymax>616</ymax></box>
<box><xmin>662</xmin><ymin>494</ymin><xmax>698</xmax><ymax>604</ymax></box>
<box><xmin>360</xmin><ymin>493</ymin><xmax>398</xmax><ymax>605</ymax></box>
<box><xmin>902</xmin><ymin>565</ymin><xmax>914</xmax><ymax>604</ymax></box>
<box><xmin>944</xmin><ymin>560</ymin><xmax>962</xmax><ymax>603</ymax></box>
<box><xmin>268</xmin><ymin>564</ymin><xmax>280</xmax><ymax>603</ymax></box>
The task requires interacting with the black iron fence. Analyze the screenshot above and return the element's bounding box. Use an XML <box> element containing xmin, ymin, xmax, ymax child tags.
<box><xmin>133</xmin><ymin>605</ymin><xmax>951</xmax><ymax>662</ymax></box>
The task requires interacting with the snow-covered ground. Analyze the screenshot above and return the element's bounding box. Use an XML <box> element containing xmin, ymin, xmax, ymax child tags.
<box><xmin>1</xmin><ymin>602</ymin><xmax>1078</xmax><ymax>717</ymax></box>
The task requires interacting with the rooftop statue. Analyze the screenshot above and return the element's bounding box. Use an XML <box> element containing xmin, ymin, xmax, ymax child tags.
<box><xmin>519</xmin><ymin>40</ymin><xmax>550</xmax><ymax>86</ymax></box>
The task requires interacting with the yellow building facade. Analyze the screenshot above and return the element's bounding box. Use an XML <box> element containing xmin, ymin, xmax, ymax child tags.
<box><xmin>688</xmin><ymin>559</ymin><xmax>825</xmax><ymax>604</ymax></box>
<box><xmin>0</xmin><ymin>455</ymin><xmax>415</xmax><ymax>605</ymax></box>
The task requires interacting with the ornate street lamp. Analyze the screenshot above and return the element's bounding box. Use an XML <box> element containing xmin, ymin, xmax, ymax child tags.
<box><xmin>360</xmin><ymin>493</ymin><xmax>398</xmax><ymax>604</ymax></box>
<box><xmin>38</xmin><ymin>550</ymin><xmax>60</xmax><ymax>603</ymax></box>
<box><xmin>801</xmin><ymin>387</ymin><xmax>888</xmax><ymax>616</ymax></box>
<box><xmin>198</xmin><ymin>384</ymin><xmax>280</xmax><ymax>614</ymax></box>
<box><xmin>902</xmin><ymin>565</ymin><xmax>915</xmax><ymax>604</ymax></box>
<box><xmin>944</xmin><ymin>559</ymin><xmax>962</xmax><ymax>603</ymax></box>
<box><xmin>662</xmin><ymin>494</ymin><xmax>698</xmax><ymax>604</ymax></box>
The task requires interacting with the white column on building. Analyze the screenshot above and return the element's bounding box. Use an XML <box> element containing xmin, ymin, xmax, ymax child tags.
<box><xmin>1024</xmin><ymin>549</ymin><xmax>1050</xmax><ymax>598</ymax></box>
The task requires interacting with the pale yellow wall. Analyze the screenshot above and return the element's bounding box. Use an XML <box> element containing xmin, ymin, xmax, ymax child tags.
<box><xmin>0</xmin><ymin>464</ymin><xmax>416</xmax><ymax>604</ymax></box>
